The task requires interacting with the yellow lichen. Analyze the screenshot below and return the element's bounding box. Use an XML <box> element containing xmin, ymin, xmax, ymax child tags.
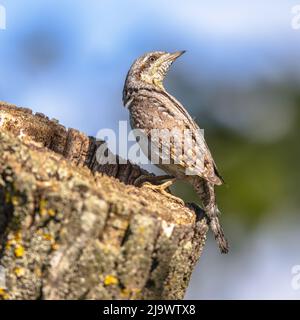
<box><xmin>5</xmin><ymin>239</ymin><xmax>13</xmax><ymax>250</ymax></box>
<box><xmin>14</xmin><ymin>231</ymin><xmax>22</xmax><ymax>242</ymax></box>
<box><xmin>39</xmin><ymin>199</ymin><xmax>56</xmax><ymax>217</ymax></box>
<box><xmin>43</xmin><ymin>233</ymin><xmax>53</xmax><ymax>241</ymax></box>
<box><xmin>14</xmin><ymin>245</ymin><xmax>25</xmax><ymax>258</ymax></box>
<box><xmin>120</xmin><ymin>287</ymin><xmax>141</xmax><ymax>299</ymax></box>
<box><xmin>0</xmin><ymin>288</ymin><xmax>9</xmax><ymax>300</ymax></box>
<box><xmin>120</xmin><ymin>288</ymin><xmax>131</xmax><ymax>298</ymax></box>
<box><xmin>104</xmin><ymin>275</ymin><xmax>119</xmax><ymax>286</ymax></box>
<box><xmin>12</xmin><ymin>196</ymin><xmax>20</xmax><ymax>206</ymax></box>
<box><xmin>14</xmin><ymin>267</ymin><xmax>25</xmax><ymax>277</ymax></box>
<box><xmin>42</xmin><ymin>233</ymin><xmax>58</xmax><ymax>250</ymax></box>
<box><xmin>48</xmin><ymin>209</ymin><xmax>56</xmax><ymax>217</ymax></box>
<box><xmin>39</xmin><ymin>199</ymin><xmax>48</xmax><ymax>216</ymax></box>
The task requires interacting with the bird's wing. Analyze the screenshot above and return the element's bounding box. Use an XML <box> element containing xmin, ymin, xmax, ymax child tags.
<box><xmin>130</xmin><ymin>93</ymin><xmax>223</xmax><ymax>185</ymax></box>
<box><xmin>162</xmin><ymin>92</ymin><xmax>224</xmax><ymax>185</ymax></box>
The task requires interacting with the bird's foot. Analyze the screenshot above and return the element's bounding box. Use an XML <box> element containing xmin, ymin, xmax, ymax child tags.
<box><xmin>134</xmin><ymin>174</ymin><xmax>174</xmax><ymax>187</ymax></box>
<box><xmin>142</xmin><ymin>179</ymin><xmax>185</xmax><ymax>206</ymax></box>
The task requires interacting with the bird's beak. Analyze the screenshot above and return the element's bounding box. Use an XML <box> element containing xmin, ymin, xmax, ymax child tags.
<box><xmin>158</xmin><ymin>51</ymin><xmax>186</xmax><ymax>66</ymax></box>
<box><xmin>168</xmin><ymin>50</ymin><xmax>186</xmax><ymax>61</ymax></box>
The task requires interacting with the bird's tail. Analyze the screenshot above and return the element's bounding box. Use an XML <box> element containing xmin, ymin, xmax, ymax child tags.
<box><xmin>208</xmin><ymin>208</ymin><xmax>229</xmax><ymax>254</ymax></box>
<box><xmin>193</xmin><ymin>178</ymin><xmax>229</xmax><ymax>254</ymax></box>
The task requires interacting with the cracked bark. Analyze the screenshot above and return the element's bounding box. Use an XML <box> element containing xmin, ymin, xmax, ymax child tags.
<box><xmin>0</xmin><ymin>102</ymin><xmax>208</xmax><ymax>300</ymax></box>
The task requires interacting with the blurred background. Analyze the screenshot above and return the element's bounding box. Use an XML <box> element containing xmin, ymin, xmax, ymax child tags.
<box><xmin>0</xmin><ymin>0</ymin><xmax>300</xmax><ymax>299</ymax></box>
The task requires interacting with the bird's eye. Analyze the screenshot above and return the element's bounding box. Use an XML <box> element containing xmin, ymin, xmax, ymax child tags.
<box><xmin>149</xmin><ymin>56</ymin><xmax>156</xmax><ymax>63</ymax></box>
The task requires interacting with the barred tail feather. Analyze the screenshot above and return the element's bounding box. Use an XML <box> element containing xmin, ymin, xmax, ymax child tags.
<box><xmin>193</xmin><ymin>177</ymin><xmax>229</xmax><ymax>254</ymax></box>
<box><xmin>208</xmin><ymin>209</ymin><xmax>229</xmax><ymax>254</ymax></box>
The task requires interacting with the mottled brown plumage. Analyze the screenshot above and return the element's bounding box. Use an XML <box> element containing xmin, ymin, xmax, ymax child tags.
<box><xmin>123</xmin><ymin>51</ymin><xmax>229</xmax><ymax>253</ymax></box>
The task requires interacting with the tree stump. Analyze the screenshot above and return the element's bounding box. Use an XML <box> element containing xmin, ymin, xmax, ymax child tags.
<box><xmin>0</xmin><ymin>102</ymin><xmax>208</xmax><ymax>300</ymax></box>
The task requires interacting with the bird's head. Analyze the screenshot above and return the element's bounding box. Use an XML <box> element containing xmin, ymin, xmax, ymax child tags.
<box><xmin>124</xmin><ymin>50</ymin><xmax>186</xmax><ymax>91</ymax></box>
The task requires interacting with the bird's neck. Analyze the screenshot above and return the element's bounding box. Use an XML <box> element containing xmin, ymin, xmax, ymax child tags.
<box><xmin>123</xmin><ymin>79</ymin><xmax>167</xmax><ymax>107</ymax></box>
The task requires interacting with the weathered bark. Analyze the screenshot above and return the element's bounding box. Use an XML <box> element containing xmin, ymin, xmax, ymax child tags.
<box><xmin>0</xmin><ymin>102</ymin><xmax>208</xmax><ymax>300</ymax></box>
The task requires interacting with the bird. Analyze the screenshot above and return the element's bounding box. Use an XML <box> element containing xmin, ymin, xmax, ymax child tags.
<box><xmin>122</xmin><ymin>51</ymin><xmax>229</xmax><ymax>253</ymax></box>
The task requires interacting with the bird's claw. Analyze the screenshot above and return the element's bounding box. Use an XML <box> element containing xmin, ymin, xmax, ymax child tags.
<box><xmin>142</xmin><ymin>180</ymin><xmax>185</xmax><ymax>205</ymax></box>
